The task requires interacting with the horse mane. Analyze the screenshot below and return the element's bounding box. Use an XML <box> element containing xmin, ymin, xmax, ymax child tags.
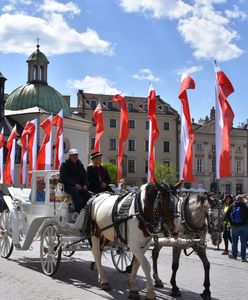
<box><xmin>145</xmin><ymin>183</ymin><xmax>158</xmax><ymax>205</ymax></box>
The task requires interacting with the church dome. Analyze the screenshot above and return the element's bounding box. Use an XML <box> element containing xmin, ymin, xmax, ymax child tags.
<box><xmin>5</xmin><ymin>44</ymin><xmax>71</xmax><ymax>116</ymax></box>
<box><xmin>5</xmin><ymin>83</ymin><xmax>70</xmax><ymax>116</ymax></box>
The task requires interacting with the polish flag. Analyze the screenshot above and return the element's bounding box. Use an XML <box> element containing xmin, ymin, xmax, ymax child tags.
<box><xmin>20</xmin><ymin>119</ymin><xmax>37</xmax><ymax>185</ymax></box>
<box><xmin>37</xmin><ymin>115</ymin><xmax>53</xmax><ymax>170</ymax></box>
<box><xmin>179</xmin><ymin>74</ymin><xmax>195</xmax><ymax>182</ymax></box>
<box><xmin>4</xmin><ymin>125</ymin><xmax>17</xmax><ymax>184</ymax></box>
<box><xmin>52</xmin><ymin>109</ymin><xmax>64</xmax><ymax>170</ymax></box>
<box><xmin>147</xmin><ymin>84</ymin><xmax>160</xmax><ymax>182</ymax></box>
<box><xmin>215</xmin><ymin>62</ymin><xmax>234</xmax><ymax>179</ymax></box>
<box><xmin>93</xmin><ymin>101</ymin><xmax>104</xmax><ymax>152</ymax></box>
<box><xmin>0</xmin><ymin>128</ymin><xmax>4</xmax><ymax>184</ymax></box>
<box><xmin>113</xmin><ymin>94</ymin><xmax>129</xmax><ymax>181</ymax></box>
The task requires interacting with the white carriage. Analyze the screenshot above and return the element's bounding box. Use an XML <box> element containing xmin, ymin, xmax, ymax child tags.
<box><xmin>0</xmin><ymin>170</ymin><xmax>133</xmax><ymax>275</ymax></box>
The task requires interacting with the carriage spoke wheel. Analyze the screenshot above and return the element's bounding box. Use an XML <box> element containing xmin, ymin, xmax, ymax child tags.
<box><xmin>111</xmin><ymin>247</ymin><xmax>133</xmax><ymax>273</ymax></box>
<box><xmin>0</xmin><ymin>209</ymin><xmax>13</xmax><ymax>259</ymax></box>
<box><xmin>40</xmin><ymin>225</ymin><xmax>61</xmax><ymax>276</ymax></box>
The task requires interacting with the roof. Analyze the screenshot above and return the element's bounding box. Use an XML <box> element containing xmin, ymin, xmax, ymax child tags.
<box><xmin>26</xmin><ymin>48</ymin><xmax>49</xmax><ymax>64</ymax></box>
<box><xmin>5</xmin><ymin>83</ymin><xmax>71</xmax><ymax>116</ymax></box>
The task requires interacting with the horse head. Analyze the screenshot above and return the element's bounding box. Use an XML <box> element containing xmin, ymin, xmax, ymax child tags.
<box><xmin>206</xmin><ymin>195</ymin><xmax>223</xmax><ymax>247</ymax></box>
<box><xmin>153</xmin><ymin>179</ymin><xmax>182</xmax><ymax>237</ymax></box>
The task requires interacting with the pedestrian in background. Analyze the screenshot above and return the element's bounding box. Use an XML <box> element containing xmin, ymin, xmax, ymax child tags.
<box><xmin>221</xmin><ymin>194</ymin><xmax>233</xmax><ymax>255</ymax></box>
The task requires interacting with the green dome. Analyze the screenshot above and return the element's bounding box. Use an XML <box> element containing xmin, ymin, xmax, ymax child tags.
<box><xmin>27</xmin><ymin>48</ymin><xmax>49</xmax><ymax>64</ymax></box>
<box><xmin>5</xmin><ymin>83</ymin><xmax>70</xmax><ymax>116</ymax></box>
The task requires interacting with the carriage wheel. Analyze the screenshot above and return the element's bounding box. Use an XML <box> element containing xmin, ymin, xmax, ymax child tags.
<box><xmin>40</xmin><ymin>225</ymin><xmax>62</xmax><ymax>276</ymax></box>
<box><xmin>0</xmin><ymin>209</ymin><xmax>14</xmax><ymax>258</ymax></box>
<box><xmin>111</xmin><ymin>247</ymin><xmax>133</xmax><ymax>273</ymax></box>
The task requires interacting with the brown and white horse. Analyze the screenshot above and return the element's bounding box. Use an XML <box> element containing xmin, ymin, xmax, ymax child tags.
<box><xmin>89</xmin><ymin>181</ymin><xmax>181</xmax><ymax>300</ymax></box>
<box><xmin>152</xmin><ymin>192</ymin><xmax>223</xmax><ymax>300</ymax></box>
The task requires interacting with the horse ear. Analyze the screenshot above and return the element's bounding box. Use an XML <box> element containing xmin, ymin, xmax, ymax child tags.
<box><xmin>173</xmin><ymin>180</ymin><xmax>183</xmax><ymax>190</ymax></box>
<box><xmin>154</xmin><ymin>178</ymin><xmax>163</xmax><ymax>192</ymax></box>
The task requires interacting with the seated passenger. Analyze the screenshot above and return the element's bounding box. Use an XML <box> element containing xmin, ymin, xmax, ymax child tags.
<box><xmin>87</xmin><ymin>151</ymin><xmax>114</xmax><ymax>194</ymax></box>
<box><xmin>29</xmin><ymin>177</ymin><xmax>45</xmax><ymax>202</ymax></box>
<box><xmin>60</xmin><ymin>148</ymin><xmax>91</xmax><ymax>213</ymax></box>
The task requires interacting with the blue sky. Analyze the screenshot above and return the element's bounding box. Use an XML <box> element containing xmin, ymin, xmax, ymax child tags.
<box><xmin>0</xmin><ymin>0</ymin><xmax>247</xmax><ymax>126</ymax></box>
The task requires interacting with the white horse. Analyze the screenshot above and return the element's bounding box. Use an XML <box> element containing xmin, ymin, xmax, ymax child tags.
<box><xmin>89</xmin><ymin>181</ymin><xmax>181</xmax><ymax>300</ymax></box>
<box><xmin>151</xmin><ymin>192</ymin><xmax>223</xmax><ymax>300</ymax></box>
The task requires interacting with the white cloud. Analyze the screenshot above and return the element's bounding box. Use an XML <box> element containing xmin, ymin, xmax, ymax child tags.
<box><xmin>119</xmin><ymin>0</ymin><xmax>192</xmax><ymax>19</ymax></box>
<box><xmin>40</xmin><ymin>0</ymin><xmax>80</xmax><ymax>15</ymax></box>
<box><xmin>0</xmin><ymin>13</ymin><xmax>113</xmax><ymax>56</ymax></box>
<box><xmin>2</xmin><ymin>4</ymin><xmax>15</xmax><ymax>12</ymax></box>
<box><xmin>177</xmin><ymin>65</ymin><xmax>203</xmax><ymax>76</ymax></box>
<box><xmin>67</xmin><ymin>76</ymin><xmax>121</xmax><ymax>95</ymax></box>
<box><xmin>225</xmin><ymin>5</ymin><xmax>247</xmax><ymax>20</ymax></box>
<box><xmin>132</xmin><ymin>68</ymin><xmax>160</xmax><ymax>82</ymax></box>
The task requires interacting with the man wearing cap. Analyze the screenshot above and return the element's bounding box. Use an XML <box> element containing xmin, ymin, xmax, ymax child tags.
<box><xmin>60</xmin><ymin>149</ymin><xmax>91</xmax><ymax>213</ymax></box>
<box><xmin>87</xmin><ymin>151</ymin><xmax>114</xmax><ymax>194</ymax></box>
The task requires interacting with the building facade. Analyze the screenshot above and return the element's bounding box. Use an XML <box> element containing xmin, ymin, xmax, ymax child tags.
<box><xmin>71</xmin><ymin>92</ymin><xmax>179</xmax><ymax>186</ymax></box>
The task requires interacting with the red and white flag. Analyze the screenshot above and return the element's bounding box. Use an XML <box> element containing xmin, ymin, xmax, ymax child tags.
<box><xmin>52</xmin><ymin>109</ymin><xmax>64</xmax><ymax>170</ymax></box>
<box><xmin>113</xmin><ymin>94</ymin><xmax>129</xmax><ymax>181</ymax></box>
<box><xmin>147</xmin><ymin>84</ymin><xmax>160</xmax><ymax>182</ymax></box>
<box><xmin>93</xmin><ymin>101</ymin><xmax>104</xmax><ymax>152</ymax></box>
<box><xmin>0</xmin><ymin>128</ymin><xmax>4</xmax><ymax>184</ymax></box>
<box><xmin>20</xmin><ymin>119</ymin><xmax>37</xmax><ymax>185</ymax></box>
<box><xmin>37</xmin><ymin>115</ymin><xmax>53</xmax><ymax>170</ymax></box>
<box><xmin>215</xmin><ymin>62</ymin><xmax>234</xmax><ymax>179</ymax></box>
<box><xmin>4</xmin><ymin>125</ymin><xmax>17</xmax><ymax>184</ymax></box>
<box><xmin>179</xmin><ymin>74</ymin><xmax>195</xmax><ymax>182</ymax></box>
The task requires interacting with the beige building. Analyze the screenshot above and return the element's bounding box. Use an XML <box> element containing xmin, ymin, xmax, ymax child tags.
<box><xmin>71</xmin><ymin>92</ymin><xmax>179</xmax><ymax>186</ymax></box>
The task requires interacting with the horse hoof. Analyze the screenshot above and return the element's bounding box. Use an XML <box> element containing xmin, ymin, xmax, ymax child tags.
<box><xmin>154</xmin><ymin>280</ymin><xmax>164</xmax><ymax>288</ymax></box>
<box><xmin>128</xmin><ymin>290</ymin><xmax>140</xmax><ymax>299</ymax></box>
<box><xmin>170</xmin><ymin>288</ymin><xmax>181</xmax><ymax>297</ymax></box>
<box><xmin>200</xmin><ymin>291</ymin><xmax>211</xmax><ymax>300</ymax></box>
<box><xmin>100</xmin><ymin>282</ymin><xmax>111</xmax><ymax>291</ymax></box>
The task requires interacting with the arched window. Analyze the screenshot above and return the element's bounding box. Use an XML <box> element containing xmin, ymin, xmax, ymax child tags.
<box><xmin>143</xmin><ymin>104</ymin><xmax>148</xmax><ymax>112</ymax></box>
<box><xmin>33</xmin><ymin>65</ymin><xmax>37</xmax><ymax>80</ymax></box>
<box><xmin>90</xmin><ymin>100</ymin><xmax>97</xmax><ymax>109</ymax></box>
<box><xmin>127</xmin><ymin>102</ymin><xmax>134</xmax><ymax>111</ymax></box>
<box><xmin>107</xmin><ymin>101</ymin><xmax>113</xmax><ymax>109</ymax></box>
<box><xmin>40</xmin><ymin>65</ymin><xmax>44</xmax><ymax>81</ymax></box>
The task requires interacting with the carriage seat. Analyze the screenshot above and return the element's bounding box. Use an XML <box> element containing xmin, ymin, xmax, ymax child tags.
<box><xmin>8</xmin><ymin>187</ymin><xmax>31</xmax><ymax>203</ymax></box>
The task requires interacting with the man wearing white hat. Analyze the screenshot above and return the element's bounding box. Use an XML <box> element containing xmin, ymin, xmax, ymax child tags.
<box><xmin>60</xmin><ymin>148</ymin><xmax>91</xmax><ymax>213</ymax></box>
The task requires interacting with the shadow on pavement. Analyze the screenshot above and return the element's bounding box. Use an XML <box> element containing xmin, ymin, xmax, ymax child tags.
<box><xmin>11</xmin><ymin>256</ymin><xmax>221</xmax><ymax>300</ymax></box>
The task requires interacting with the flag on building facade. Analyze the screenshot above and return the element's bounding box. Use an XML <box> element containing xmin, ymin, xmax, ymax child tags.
<box><xmin>0</xmin><ymin>128</ymin><xmax>4</xmax><ymax>184</ymax></box>
<box><xmin>52</xmin><ymin>109</ymin><xmax>64</xmax><ymax>170</ymax></box>
<box><xmin>4</xmin><ymin>125</ymin><xmax>17</xmax><ymax>184</ymax></box>
<box><xmin>37</xmin><ymin>115</ymin><xmax>53</xmax><ymax>170</ymax></box>
<box><xmin>113</xmin><ymin>94</ymin><xmax>129</xmax><ymax>181</ymax></box>
<box><xmin>215</xmin><ymin>62</ymin><xmax>235</xmax><ymax>179</ymax></box>
<box><xmin>20</xmin><ymin>119</ymin><xmax>37</xmax><ymax>185</ymax></box>
<box><xmin>147</xmin><ymin>84</ymin><xmax>159</xmax><ymax>182</ymax></box>
<box><xmin>179</xmin><ymin>74</ymin><xmax>195</xmax><ymax>182</ymax></box>
<box><xmin>93</xmin><ymin>101</ymin><xmax>104</xmax><ymax>152</ymax></box>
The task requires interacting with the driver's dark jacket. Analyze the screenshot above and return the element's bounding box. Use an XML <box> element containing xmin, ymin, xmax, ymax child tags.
<box><xmin>60</xmin><ymin>159</ymin><xmax>88</xmax><ymax>187</ymax></box>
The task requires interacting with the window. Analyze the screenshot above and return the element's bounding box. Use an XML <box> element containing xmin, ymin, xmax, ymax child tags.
<box><xmin>163</xmin><ymin>122</ymin><xmax>170</xmax><ymax>130</ymax></box>
<box><xmin>145</xmin><ymin>120</ymin><xmax>149</xmax><ymax>129</ymax></box>
<box><xmin>236</xmin><ymin>183</ymin><xmax>243</xmax><ymax>195</ymax></box>
<box><xmin>109</xmin><ymin>159</ymin><xmax>117</xmax><ymax>165</ymax></box>
<box><xmin>128</xmin><ymin>139</ymin><xmax>135</xmax><ymax>151</ymax></box>
<box><xmin>163</xmin><ymin>161</ymin><xmax>170</xmax><ymax>168</ymax></box>
<box><xmin>196</xmin><ymin>158</ymin><xmax>203</xmax><ymax>173</ymax></box>
<box><xmin>163</xmin><ymin>141</ymin><xmax>170</xmax><ymax>153</ymax></box>
<box><xmin>128</xmin><ymin>160</ymin><xmax>135</xmax><ymax>173</ymax></box>
<box><xmin>40</xmin><ymin>65</ymin><xmax>44</xmax><ymax>81</ymax></box>
<box><xmin>236</xmin><ymin>160</ymin><xmax>242</xmax><ymax>174</ymax></box>
<box><xmin>110</xmin><ymin>119</ymin><xmax>116</xmax><ymax>128</ymax></box>
<box><xmin>109</xmin><ymin>139</ymin><xmax>116</xmax><ymax>150</ymax></box>
<box><xmin>90</xmin><ymin>137</ymin><xmax>95</xmax><ymax>150</ymax></box>
<box><xmin>145</xmin><ymin>160</ymin><xmax>148</xmax><ymax>174</ymax></box>
<box><xmin>107</xmin><ymin>101</ymin><xmax>113</xmax><ymax>109</ymax></box>
<box><xmin>236</xmin><ymin>145</ymin><xmax>241</xmax><ymax>153</ymax></box>
<box><xmin>127</xmin><ymin>103</ymin><xmax>134</xmax><ymax>111</ymax></box>
<box><xmin>211</xmin><ymin>144</ymin><xmax>216</xmax><ymax>151</ymax></box>
<box><xmin>129</xmin><ymin>120</ymin><xmax>135</xmax><ymax>129</ymax></box>
<box><xmin>143</xmin><ymin>104</ymin><xmax>148</xmax><ymax>112</ymax></box>
<box><xmin>225</xmin><ymin>184</ymin><xmax>231</xmax><ymax>194</ymax></box>
<box><xmin>163</xmin><ymin>105</ymin><xmax>168</xmax><ymax>113</ymax></box>
<box><xmin>196</xmin><ymin>143</ymin><xmax>202</xmax><ymax>150</ymax></box>
<box><xmin>145</xmin><ymin>140</ymin><xmax>149</xmax><ymax>152</ymax></box>
<box><xmin>211</xmin><ymin>159</ymin><xmax>216</xmax><ymax>173</ymax></box>
<box><xmin>90</xmin><ymin>100</ymin><xmax>97</xmax><ymax>109</ymax></box>
<box><xmin>33</xmin><ymin>65</ymin><xmax>37</xmax><ymax>80</ymax></box>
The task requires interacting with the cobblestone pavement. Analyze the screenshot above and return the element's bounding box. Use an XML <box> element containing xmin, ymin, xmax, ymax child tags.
<box><xmin>0</xmin><ymin>239</ymin><xmax>247</xmax><ymax>300</ymax></box>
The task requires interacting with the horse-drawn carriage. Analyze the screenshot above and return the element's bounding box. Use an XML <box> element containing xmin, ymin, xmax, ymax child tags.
<box><xmin>0</xmin><ymin>170</ymin><xmax>132</xmax><ymax>276</ymax></box>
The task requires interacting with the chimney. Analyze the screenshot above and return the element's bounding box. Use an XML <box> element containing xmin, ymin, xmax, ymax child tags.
<box><xmin>0</xmin><ymin>72</ymin><xmax>7</xmax><ymax>120</ymax></box>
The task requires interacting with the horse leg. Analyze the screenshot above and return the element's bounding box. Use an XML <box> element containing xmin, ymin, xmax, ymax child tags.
<box><xmin>170</xmin><ymin>247</ymin><xmax>182</xmax><ymax>297</ymax></box>
<box><xmin>129</xmin><ymin>246</ymin><xmax>156</xmax><ymax>300</ymax></box>
<box><xmin>152</xmin><ymin>244</ymin><xmax>164</xmax><ymax>288</ymax></box>
<box><xmin>128</xmin><ymin>256</ymin><xmax>141</xmax><ymax>299</ymax></box>
<box><xmin>194</xmin><ymin>246</ymin><xmax>211</xmax><ymax>300</ymax></box>
<box><xmin>91</xmin><ymin>235</ymin><xmax>110</xmax><ymax>291</ymax></box>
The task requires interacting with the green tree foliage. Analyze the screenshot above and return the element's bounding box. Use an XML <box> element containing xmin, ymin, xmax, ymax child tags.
<box><xmin>103</xmin><ymin>162</ymin><xmax>118</xmax><ymax>184</ymax></box>
<box><xmin>155</xmin><ymin>163</ymin><xmax>178</xmax><ymax>185</ymax></box>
